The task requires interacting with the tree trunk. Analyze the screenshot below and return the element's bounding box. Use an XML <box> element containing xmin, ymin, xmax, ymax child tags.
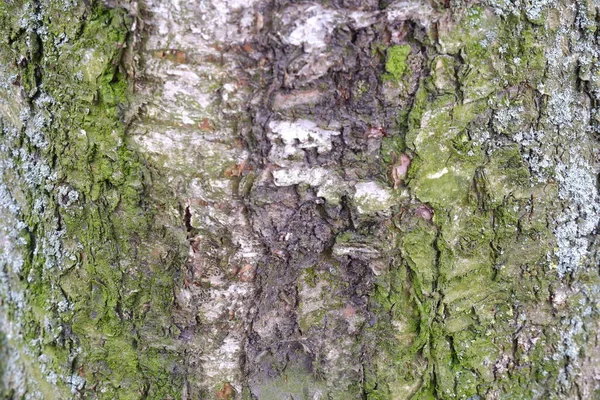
<box><xmin>1</xmin><ymin>0</ymin><xmax>600</xmax><ymax>399</ymax></box>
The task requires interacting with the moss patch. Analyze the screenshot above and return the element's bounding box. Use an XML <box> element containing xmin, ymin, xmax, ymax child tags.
<box><xmin>384</xmin><ymin>45</ymin><xmax>411</xmax><ymax>82</ymax></box>
<box><xmin>0</xmin><ymin>0</ymin><xmax>185</xmax><ymax>397</ymax></box>
<box><xmin>368</xmin><ymin>4</ymin><xmax>563</xmax><ymax>399</ymax></box>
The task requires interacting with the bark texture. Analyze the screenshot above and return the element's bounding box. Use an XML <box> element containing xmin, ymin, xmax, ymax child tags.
<box><xmin>1</xmin><ymin>0</ymin><xmax>600</xmax><ymax>399</ymax></box>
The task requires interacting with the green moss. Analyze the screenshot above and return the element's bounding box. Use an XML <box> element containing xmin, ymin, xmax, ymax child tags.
<box><xmin>380</xmin><ymin>134</ymin><xmax>407</xmax><ymax>164</ymax></box>
<box><xmin>495</xmin><ymin>19</ymin><xmax>547</xmax><ymax>86</ymax></box>
<box><xmin>367</xmin><ymin>4</ymin><xmax>563</xmax><ymax>399</ymax></box>
<box><xmin>0</xmin><ymin>0</ymin><xmax>185</xmax><ymax>397</ymax></box>
<box><xmin>384</xmin><ymin>45</ymin><xmax>411</xmax><ymax>82</ymax></box>
<box><xmin>408</xmin><ymin>81</ymin><xmax>430</xmax><ymax>131</ymax></box>
<box><xmin>402</xmin><ymin>223</ymin><xmax>438</xmax><ymax>295</ymax></box>
<box><xmin>367</xmin><ymin>252</ymin><xmax>428</xmax><ymax>399</ymax></box>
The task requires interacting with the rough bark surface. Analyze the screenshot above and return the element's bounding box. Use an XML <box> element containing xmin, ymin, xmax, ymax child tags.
<box><xmin>1</xmin><ymin>0</ymin><xmax>600</xmax><ymax>399</ymax></box>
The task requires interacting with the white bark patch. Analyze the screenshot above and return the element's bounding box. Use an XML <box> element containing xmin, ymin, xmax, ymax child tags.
<box><xmin>316</xmin><ymin>175</ymin><xmax>348</xmax><ymax>206</ymax></box>
<box><xmin>133</xmin><ymin>0</ymin><xmax>267</xmax><ymax>394</ymax></box>
<box><xmin>272</xmin><ymin>167</ymin><xmax>330</xmax><ymax>187</ymax></box>
<box><xmin>348</xmin><ymin>11</ymin><xmax>379</xmax><ymax>29</ymax></box>
<box><xmin>268</xmin><ymin>119</ymin><xmax>340</xmax><ymax>162</ymax></box>
<box><xmin>285</xmin><ymin>6</ymin><xmax>338</xmax><ymax>52</ymax></box>
<box><xmin>272</xmin><ymin>166</ymin><xmax>348</xmax><ymax>205</ymax></box>
<box><xmin>385</xmin><ymin>1</ymin><xmax>440</xmax><ymax>26</ymax></box>
<box><xmin>278</xmin><ymin>4</ymin><xmax>380</xmax><ymax>83</ymax></box>
<box><xmin>201</xmin><ymin>335</ymin><xmax>244</xmax><ymax>380</ymax></box>
<box><xmin>332</xmin><ymin>243</ymin><xmax>380</xmax><ymax>259</ymax></box>
<box><xmin>353</xmin><ymin>182</ymin><xmax>394</xmax><ymax>214</ymax></box>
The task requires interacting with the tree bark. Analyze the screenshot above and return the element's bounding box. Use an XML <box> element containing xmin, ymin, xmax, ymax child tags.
<box><xmin>1</xmin><ymin>0</ymin><xmax>600</xmax><ymax>399</ymax></box>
